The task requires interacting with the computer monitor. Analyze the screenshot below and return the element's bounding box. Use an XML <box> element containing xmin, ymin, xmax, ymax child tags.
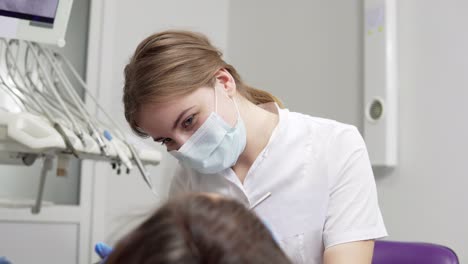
<box><xmin>0</xmin><ymin>0</ymin><xmax>74</xmax><ymax>47</ymax></box>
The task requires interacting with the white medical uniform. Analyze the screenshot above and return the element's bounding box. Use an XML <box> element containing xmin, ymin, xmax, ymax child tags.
<box><xmin>169</xmin><ymin>103</ymin><xmax>387</xmax><ymax>264</ymax></box>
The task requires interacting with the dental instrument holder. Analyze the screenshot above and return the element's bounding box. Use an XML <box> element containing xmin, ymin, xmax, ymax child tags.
<box><xmin>0</xmin><ymin>0</ymin><xmax>161</xmax><ymax>214</ymax></box>
<box><xmin>0</xmin><ymin>39</ymin><xmax>161</xmax><ymax>214</ymax></box>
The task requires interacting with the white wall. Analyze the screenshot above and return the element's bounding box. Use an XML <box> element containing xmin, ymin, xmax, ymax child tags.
<box><xmin>375</xmin><ymin>0</ymin><xmax>468</xmax><ymax>261</ymax></box>
<box><xmin>228</xmin><ymin>0</ymin><xmax>468</xmax><ymax>262</ymax></box>
<box><xmin>228</xmin><ymin>0</ymin><xmax>363</xmax><ymax>127</ymax></box>
<box><xmin>94</xmin><ymin>0</ymin><xmax>230</xmax><ymax>245</ymax></box>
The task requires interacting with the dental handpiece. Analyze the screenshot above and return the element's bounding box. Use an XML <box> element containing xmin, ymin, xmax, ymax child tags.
<box><xmin>127</xmin><ymin>143</ymin><xmax>157</xmax><ymax>196</ymax></box>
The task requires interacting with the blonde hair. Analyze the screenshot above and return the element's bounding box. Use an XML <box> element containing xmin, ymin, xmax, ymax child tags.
<box><xmin>123</xmin><ymin>30</ymin><xmax>283</xmax><ymax>137</ymax></box>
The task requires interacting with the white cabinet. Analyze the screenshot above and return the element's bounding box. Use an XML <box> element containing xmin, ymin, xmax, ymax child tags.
<box><xmin>0</xmin><ymin>221</ymin><xmax>78</xmax><ymax>264</ymax></box>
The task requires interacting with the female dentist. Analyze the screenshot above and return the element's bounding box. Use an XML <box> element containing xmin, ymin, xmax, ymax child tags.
<box><xmin>119</xmin><ymin>30</ymin><xmax>387</xmax><ymax>264</ymax></box>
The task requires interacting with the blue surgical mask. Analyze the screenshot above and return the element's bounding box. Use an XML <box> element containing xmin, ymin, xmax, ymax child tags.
<box><xmin>169</xmin><ymin>86</ymin><xmax>247</xmax><ymax>174</ymax></box>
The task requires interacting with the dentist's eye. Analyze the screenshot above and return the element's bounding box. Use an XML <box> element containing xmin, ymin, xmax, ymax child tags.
<box><xmin>154</xmin><ymin>137</ymin><xmax>172</xmax><ymax>146</ymax></box>
<box><xmin>161</xmin><ymin>138</ymin><xmax>172</xmax><ymax>145</ymax></box>
<box><xmin>182</xmin><ymin>114</ymin><xmax>196</xmax><ymax>129</ymax></box>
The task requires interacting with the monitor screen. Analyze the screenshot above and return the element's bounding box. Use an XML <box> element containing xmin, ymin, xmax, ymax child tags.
<box><xmin>0</xmin><ymin>0</ymin><xmax>59</xmax><ymax>24</ymax></box>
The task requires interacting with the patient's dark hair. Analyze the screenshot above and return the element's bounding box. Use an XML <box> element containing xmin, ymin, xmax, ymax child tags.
<box><xmin>106</xmin><ymin>193</ymin><xmax>291</xmax><ymax>264</ymax></box>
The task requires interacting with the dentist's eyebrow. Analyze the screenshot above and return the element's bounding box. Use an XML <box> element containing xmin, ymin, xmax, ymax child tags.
<box><xmin>173</xmin><ymin>106</ymin><xmax>196</xmax><ymax>130</ymax></box>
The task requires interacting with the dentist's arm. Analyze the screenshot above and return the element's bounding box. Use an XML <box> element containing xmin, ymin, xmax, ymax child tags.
<box><xmin>324</xmin><ymin>240</ymin><xmax>375</xmax><ymax>264</ymax></box>
<box><xmin>323</xmin><ymin>127</ymin><xmax>386</xmax><ymax>264</ymax></box>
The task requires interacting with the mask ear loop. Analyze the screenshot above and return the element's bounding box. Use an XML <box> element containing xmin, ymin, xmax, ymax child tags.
<box><xmin>215</xmin><ymin>83</ymin><xmax>241</xmax><ymax>119</ymax></box>
<box><xmin>233</xmin><ymin>96</ymin><xmax>241</xmax><ymax>118</ymax></box>
<box><xmin>214</xmin><ymin>85</ymin><xmax>218</xmax><ymax>113</ymax></box>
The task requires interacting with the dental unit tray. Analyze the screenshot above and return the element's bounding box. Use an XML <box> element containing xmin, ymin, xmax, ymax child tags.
<box><xmin>0</xmin><ymin>38</ymin><xmax>161</xmax><ymax>215</ymax></box>
<box><xmin>0</xmin><ymin>110</ymin><xmax>160</xmax><ymax>165</ymax></box>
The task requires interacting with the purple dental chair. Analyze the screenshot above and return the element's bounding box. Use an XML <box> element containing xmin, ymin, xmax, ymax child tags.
<box><xmin>372</xmin><ymin>240</ymin><xmax>459</xmax><ymax>264</ymax></box>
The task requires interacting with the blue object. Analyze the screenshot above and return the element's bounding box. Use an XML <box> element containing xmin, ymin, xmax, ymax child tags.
<box><xmin>0</xmin><ymin>257</ymin><xmax>12</xmax><ymax>264</ymax></box>
<box><xmin>103</xmin><ymin>130</ymin><xmax>113</xmax><ymax>141</ymax></box>
<box><xmin>95</xmin><ymin>242</ymin><xmax>113</xmax><ymax>263</ymax></box>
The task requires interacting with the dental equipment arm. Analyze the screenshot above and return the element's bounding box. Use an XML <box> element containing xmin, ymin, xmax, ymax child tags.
<box><xmin>0</xmin><ymin>39</ymin><xmax>161</xmax><ymax>215</ymax></box>
<box><xmin>54</xmin><ymin>51</ymin><xmax>157</xmax><ymax>193</ymax></box>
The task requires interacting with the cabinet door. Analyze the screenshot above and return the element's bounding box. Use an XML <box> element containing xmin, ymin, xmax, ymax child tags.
<box><xmin>0</xmin><ymin>222</ymin><xmax>78</xmax><ymax>264</ymax></box>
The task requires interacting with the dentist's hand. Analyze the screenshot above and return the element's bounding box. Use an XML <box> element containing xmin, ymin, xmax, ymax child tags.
<box><xmin>95</xmin><ymin>242</ymin><xmax>113</xmax><ymax>263</ymax></box>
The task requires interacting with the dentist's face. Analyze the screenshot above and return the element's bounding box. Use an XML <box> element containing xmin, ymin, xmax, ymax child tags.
<box><xmin>136</xmin><ymin>84</ymin><xmax>238</xmax><ymax>151</ymax></box>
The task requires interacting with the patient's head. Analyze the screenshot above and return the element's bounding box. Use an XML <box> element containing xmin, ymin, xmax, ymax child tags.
<box><xmin>106</xmin><ymin>193</ymin><xmax>290</xmax><ymax>264</ymax></box>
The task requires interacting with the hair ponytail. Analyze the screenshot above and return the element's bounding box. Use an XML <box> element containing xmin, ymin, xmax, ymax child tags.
<box><xmin>223</xmin><ymin>64</ymin><xmax>284</xmax><ymax>108</ymax></box>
